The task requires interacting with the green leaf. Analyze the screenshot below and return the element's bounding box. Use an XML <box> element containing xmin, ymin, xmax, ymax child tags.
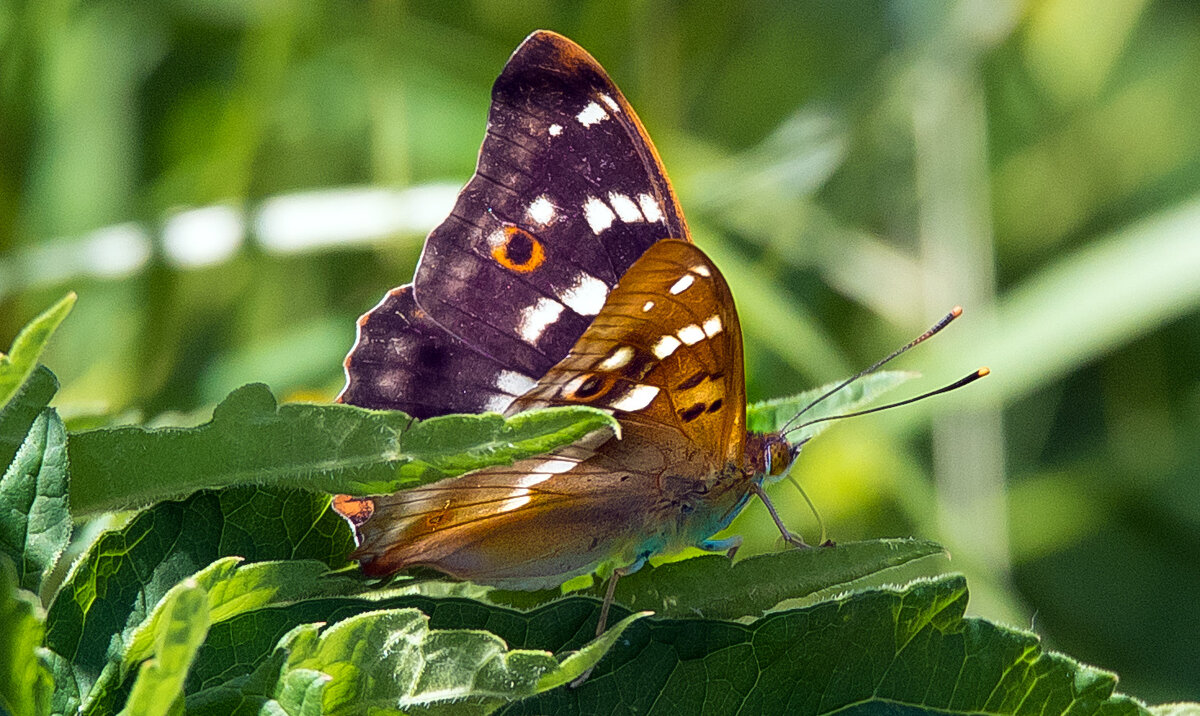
<box><xmin>267</xmin><ymin>607</ymin><xmax>646</xmax><ymax>715</ymax></box>
<box><xmin>746</xmin><ymin>370</ymin><xmax>913</xmax><ymax>442</ymax></box>
<box><xmin>0</xmin><ymin>556</ymin><xmax>53</xmax><ymax>716</ymax></box>
<box><xmin>487</xmin><ymin>538</ymin><xmax>945</xmax><ymax>618</ymax></box>
<box><xmin>118</xmin><ymin>580</ymin><xmax>210</xmax><ymax>716</ymax></box>
<box><xmin>0</xmin><ymin>366</ymin><xmax>58</xmax><ymax>483</ymax></box>
<box><xmin>67</xmin><ymin>383</ymin><xmax>617</xmax><ymax>515</ymax></box>
<box><xmin>122</xmin><ymin>557</ymin><xmax>363</xmax><ymax>672</ymax></box>
<box><xmin>42</xmin><ymin>486</ymin><xmax>354</xmax><ymax>700</ymax></box>
<box><xmin>499</xmin><ymin>575</ymin><xmax>1154</xmax><ymax>715</ymax></box>
<box><xmin>39</xmin><ymin>647</ymin><xmax>82</xmax><ymax>716</ymax></box>
<box><xmin>607</xmin><ymin>538</ymin><xmax>944</xmax><ymax>620</ymax></box>
<box><xmin>0</xmin><ymin>408</ymin><xmax>72</xmax><ymax>594</ymax></box>
<box><xmin>0</xmin><ymin>293</ymin><xmax>75</xmax><ymax>414</ymax></box>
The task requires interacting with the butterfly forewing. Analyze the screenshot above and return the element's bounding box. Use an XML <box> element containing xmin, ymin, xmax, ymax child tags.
<box><xmin>341</xmin><ymin>31</ymin><xmax>689</xmax><ymax>417</ymax></box>
<box><xmin>411</xmin><ymin>31</ymin><xmax>690</xmax><ymax>378</ymax></box>
<box><xmin>510</xmin><ymin>239</ymin><xmax>747</xmax><ymax>467</ymax></box>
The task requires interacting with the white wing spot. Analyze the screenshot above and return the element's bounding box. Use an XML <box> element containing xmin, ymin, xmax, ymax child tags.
<box><xmin>638</xmin><ymin>194</ymin><xmax>665</xmax><ymax>223</ymax></box>
<box><xmin>599</xmin><ymin>345</ymin><xmax>634</xmax><ymax>370</ymax></box>
<box><xmin>583</xmin><ymin>197</ymin><xmax>615</xmax><ymax>234</ymax></box>
<box><xmin>494</xmin><ymin>370</ymin><xmax>537</xmax><ymax>396</ymax></box>
<box><xmin>516</xmin><ymin>472</ymin><xmax>555</xmax><ymax>487</ymax></box>
<box><xmin>497</xmin><ymin>489</ymin><xmax>532</xmax><ymax>513</ymax></box>
<box><xmin>548</xmin><ymin>123</ymin><xmax>563</xmax><ymax>136</ymax></box>
<box><xmin>484</xmin><ymin>227</ymin><xmax>506</xmax><ymax>249</ymax></box>
<box><xmin>518</xmin><ymin>297</ymin><xmax>565</xmax><ymax>343</ymax></box>
<box><xmin>526</xmin><ymin>458</ymin><xmax>577</xmax><ymax>474</ymax></box>
<box><xmin>702</xmin><ymin>315</ymin><xmax>723</xmax><ymax>337</ymax></box>
<box><xmin>526</xmin><ymin>195</ymin><xmax>555</xmax><ymax>225</ymax></box>
<box><xmin>576</xmin><ymin>101</ymin><xmax>610</xmax><ymax>127</ymax></box>
<box><xmin>669</xmin><ymin>274</ymin><xmax>695</xmax><ymax>295</ymax></box>
<box><xmin>609</xmin><ymin>384</ymin><xmax>660</xmax><ymax>412</ymax></box>
<box><xmin>691</xmin><ymin>265</ymin><xmax>712</xmax><ymax>277</ymax></box>
<box><xmin>652</xmin><ymin>334</ymin><xmax>681</xmax><ymax>359</ymax></box>
<box><xmin>607</xmin><ymin>192</ymin><xmax>644</xmax><ymax>222</ymax></box>
<box><xmin>560</xmin><ymin>272</ymin><xmax>609</xmax><ymax>315</ymax></box>
<box><xmin>678</xmin><ymin>324</ymin><xmax>705</xmax><ymax>345</ymax></box>
<box><xmin>642</xmin><ymin>300</ymin><xmax>655</xmax><ymax>312</ymax></box>
<box><xmin>483</xmin><ymin>394</ymin><xmax>513</xmax><ymax>412</ymax></box>
<box><xmin>600</xmin><ymin>93</ymin><xmax>621</xmax><ymax>112</ymax></box>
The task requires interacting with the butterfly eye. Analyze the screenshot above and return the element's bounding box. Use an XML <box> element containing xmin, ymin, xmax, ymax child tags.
<box><xmin>768</xmin><ymin>441</ymin><xmax>792</xmax><ymax>476</ymax></box>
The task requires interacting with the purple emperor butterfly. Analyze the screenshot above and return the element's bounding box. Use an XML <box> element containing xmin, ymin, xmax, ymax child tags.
<box><xmin>335</xmin><ymin>31</ymin><xmax>983</xmax><ymax>632</ymax></box>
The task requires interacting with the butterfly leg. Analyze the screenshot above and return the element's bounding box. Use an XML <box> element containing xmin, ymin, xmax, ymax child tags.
<box><xmin>751</xmin><ymin>483</ymin><xmax>811</xmax><ymax>549</ymax></box>
<box><xmin>698</xmin><ymin>535</ymin><xmax>743</xmax><ymax>561</ymax></box>
<box><xmin>570</xmin><ymin>555</ymin><xmax>647</xmax><ymax>688</ymax></box>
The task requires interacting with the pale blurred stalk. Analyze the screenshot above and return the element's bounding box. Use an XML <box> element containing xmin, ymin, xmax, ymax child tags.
<box><xmin>911</xmin><ymin>4</ymin><xmax>1012</xmax><ymax>597</ymax></box>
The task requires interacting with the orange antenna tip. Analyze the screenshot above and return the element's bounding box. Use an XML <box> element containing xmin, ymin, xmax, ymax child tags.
<box><xmin>977</xmin><ymin>367</ymin><xmax>990</xmax><ymax>377</ymax></box>
<box><xmin>950</xmin><ymin>306</ymin><xmax>963</xmax><ymax>317</ymax></box>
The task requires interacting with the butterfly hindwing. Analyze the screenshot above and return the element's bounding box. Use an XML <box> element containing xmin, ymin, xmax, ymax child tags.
<box><xmin>410</xmin><ymin>30</ymin><xmax>690</xmax><ymax>378</ymax></box>
<box><xmin>338</xmin><ymin>286</ymin><xmax>535</xmax><ymax>417</ymax></box>
<box><xmin>353</xmin><ymin>427</ymin><xmax>666</xmax><ymax>587</ymax></box>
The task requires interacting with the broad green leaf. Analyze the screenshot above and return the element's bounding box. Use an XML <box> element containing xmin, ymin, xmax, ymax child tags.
<box><xmin>0</xmin><ymin>293</ymin><xmax>75</xmax><ymax>413</ymax></box>
<box><xmin>123</xmin><ymin>557</ymin><xmax>363</xmax><ymax>671</ymax></box>
<box><xmin>0</xmin><ymin>366</ymin><xmax>58</xmax><ymax>481</ymax></box>
<box><xmin>40</xmin><ymin>647</ymin><xmax>82</xmax><ymax>716</ymax></box>
<box><xmin>487</xmin><ymin>538</ymin><xmax>945</xmax><ymax>618</ymax></box>
<box><xmin>118</xmin><ymin>580</ymin><xmax>210</xmax><ymax>716</ymax></box>
<box><xmin>67</xmin><ymin>383</ymin><xmax>617</xmax><ymax>515</ymax></box>
<box><xmin>269</xmin><ymin>607</ymin><xmax>646</xmax><ymax>715</ymax></box>
<box><xmin>746</xmin><ymin>370</ymin><xmax>913</xmax><ymax>442</ymax></box>
<box><xmin>0</xmin><ymin>409</ymin><xmax>72</xmax><ymax>594</ymax></box>
<box><xmin>0</xmin><ymin>556</ymin><xmax>53</xmax><ymax>716</ymax></box>
<box><xmin>43</xmin><ymin>486</ymin><xmax>354</xmax><ymax>699</ymax></box>
<box><xmin>499</xmin><ymin>576</ymin><xmax>1155</xmax><ymax>715</ymax></box>
<box><xmin>602</xmin><ymin>538</ymin><xmax>943</xmax><ymax>620</ymax></box>
<box><xmin>180</xmin><ymin>542</ymin><xmax>940</xmax><ymax>705</ymax></box>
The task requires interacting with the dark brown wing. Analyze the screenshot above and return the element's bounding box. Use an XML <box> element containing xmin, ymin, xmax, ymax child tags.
<box><xmin>341</xmin><ymin>31</ymin><xmax>690</xmax><ymax>417</ymax></box>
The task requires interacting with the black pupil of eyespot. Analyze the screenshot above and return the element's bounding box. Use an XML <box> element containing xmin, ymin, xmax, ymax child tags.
<box><xmin>506</xmin><ymin>232</ymin><xmax>534</xmax><ymax>265</ymax></box>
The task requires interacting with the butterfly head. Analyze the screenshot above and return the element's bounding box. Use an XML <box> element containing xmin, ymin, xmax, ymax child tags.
<box><xmin>745</xmin><ymin>431</ymin><xmax>798</xmax><ymax>484</ymax></box>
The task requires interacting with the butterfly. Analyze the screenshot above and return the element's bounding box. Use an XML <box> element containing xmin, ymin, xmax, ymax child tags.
<box><xmin>335</xmin><ymin>30</ymin><xmax>980</xmax><ymax>634</ymax></box>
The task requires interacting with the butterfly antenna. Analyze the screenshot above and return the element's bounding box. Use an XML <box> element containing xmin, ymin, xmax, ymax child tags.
<box><xmin>778</xmin><ymin>306</ymin><xmax>964</xmax><ymax>434</ymax></box>
<box><xmin>784</xmin><ymin>367</ymin><xmax>989</xmax><ymax>436</ymax></box>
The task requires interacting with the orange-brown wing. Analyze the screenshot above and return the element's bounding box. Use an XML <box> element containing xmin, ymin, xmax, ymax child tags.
<box><xmin>351</xmin><ymin>428</ymin><xmax>681</xmax><ymax>588</ymax></box>
<box><xmin>509</xmin><ymin>239</ymin><xmax>747</xmax><ymax>468</ymax></box>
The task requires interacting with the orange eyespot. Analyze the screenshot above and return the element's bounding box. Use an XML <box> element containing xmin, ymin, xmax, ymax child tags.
<box><xmin>490</xmin><ymin>226</ymin><xmax>546</xmax><ymax>273</ymax></box>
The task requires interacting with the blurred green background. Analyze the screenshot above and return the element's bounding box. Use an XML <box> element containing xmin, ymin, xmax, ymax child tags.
<box><xmin>2</xmin><ymin>0</ymin><xmax>1198</xmax><ymax>702</ymax></box>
